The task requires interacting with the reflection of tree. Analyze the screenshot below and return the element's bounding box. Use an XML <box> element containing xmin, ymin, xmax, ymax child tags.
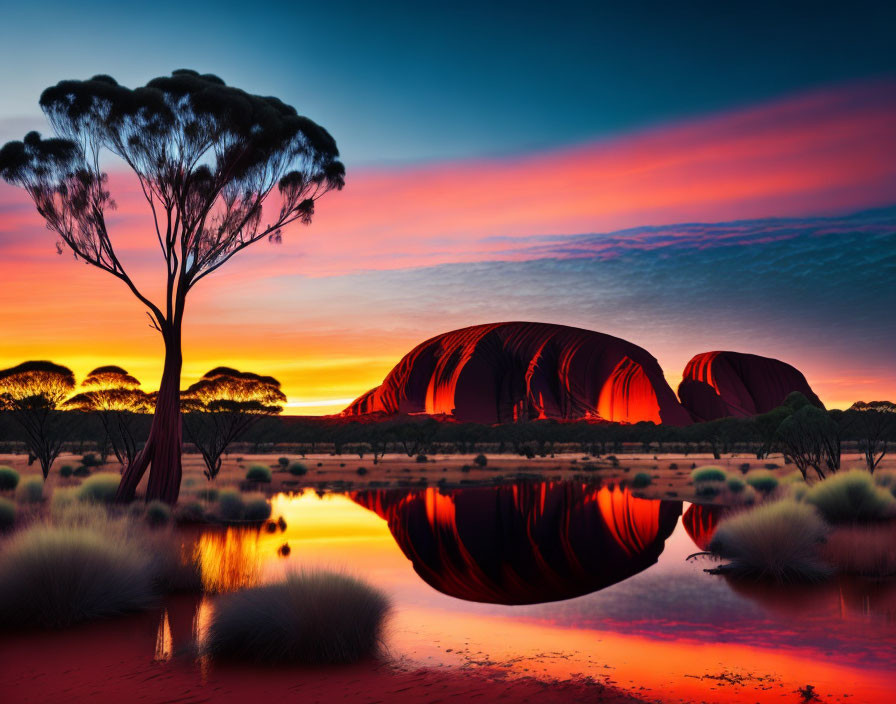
<box><xmin>182</xmin><ymin>368</ymin><xmax>285</xmax><ymax>480</ymax></box>
<box><xmin>64</xmin><ymin>366</ymin><xmax>152</xmax><ymax>468</ymax></box>
<box><xmin>193</xmin><ymin>526</ymin><xmax>262</xmax><ymax>593</ymax></box>
<box><xmin>0</xmin><ymin>361</ymin><xmax>75</xmax><ymax>477</ymax></box>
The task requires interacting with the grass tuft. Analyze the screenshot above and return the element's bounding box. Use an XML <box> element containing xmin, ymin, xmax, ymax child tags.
<box><xmin>804</xmin><ymin>470</ymin><xmax>896</xmax><ymax>523</ymax></box>
<box><xmin>691</xmin><ymin>466</ymin><xmax>727</xmax><ymax>483</ymax></box>
<box><xmin>745</xmin><ymin>471</ymin><xmax>779</xmax><ymax>494</ymax></box>
<box><xmin>204</xmin><ymin>571</ymin><xmax>390</xmax><ymax>664</ymax></box>
<box><xmin>246</xmin><ymin>465</ymin><xmax>272</xmax><ymax>483</ymax></box>
<box><xmin>631</xmin><ymin>472</ymin><xmax>652</xmax><ymax>488</ymax></box>
<box><xmin>0</xmin><ymin>524</ymin><xmax>156</xmax><ymax>628</ymax></box>
<box><xmin>145</xmin><ymin>500</ymin><xmax>172</xmax><ymax>527</ymax></box>
<box><xmin>709</xmin><ymin>500</ymin><xmax>831</xmax><ymax>582</ymax></box>
<box><xmin>0</xmin><ymin>498</ymin><xmax>15</xmax><ymax>531</ymax></box>
<box><xmin>0</xmin><ymin>466</ymin><xmax>20</xmax><ymax>491</ymax></box>
<box><xmin>76</xmin><ymin>473</ymin><xmax>122</xmax><ymax>504</ymax></box>
<box><xmin>288</xmin><ymin>462</ymin><xmax>308</xmax><ymax>476</ymax></box>
<box><xmin>15</xmin><ymin>476</ymin><xmax>45</xmax><ymax>503</ymax></box>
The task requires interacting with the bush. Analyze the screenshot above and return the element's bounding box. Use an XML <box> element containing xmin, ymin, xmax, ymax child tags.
<box><xmin>0</xmin><ymin>498</ymin><xmax>15</xmax><ymax>531</ymax></box>
<box><xmin>669</xmin><ymin>462</ymin><xmax>679</xmax><ymax>470</ymax></box>
<box><xmin>727</xmin><ymin>477</ymin><xmax>746</xmax><ymax>493</ymax></box>
<box><xmin>607</xmin><ymin>455</ymin><xmax>620</xmax><ymax>468</ymax></box>
<box><xmin>631</xmin><ymin>472</ymin><xmax>652</xmax><ymax>488</ymax></box>
<box><xmin>0</xmin><ymin>525</ymin><xmax>156</xmax><ymax>628</ymax></box>
<box><xmin>691</xmin><ymin>466</ymin><xmax>727</xmax><ymax>483</ymax></box>
<box><xmin>709</xmin><ymin>500</ymin><xmax>831</xmax><ymax>582</ymax></box>
<box><xmin>243</xmin><ymin>497</ymin><xmax>272</xmax><ymax>522</ymax></box>
<box><xmin>288</xmin><ymin>462</ymin><xmax>308</xmax><ymax>476</ymax></box>
<box><xmin>356</xmin><ymin>466</ymin><xmax>368</xmax><ymax>476</ymax></box>
<box><xmin>415</xmin><ymin>454</ymin><xmax>428</xmax><ymax>463</ymax></box>
<box><xmin>80</xmin><ymin>453</ymin><xmax>102</xmax><ymax>467</ymax></box>
<box><xmin>76</xmin><ymin>473</ymin><xmax>122</xmax><ymax>504</ymax></box>
<box><xmin>246</xmin><ymin>465</ymin><xmax>272</xmax><ymax>483</ymax></box>
<box><xmin>473</xmin><ymin>454</ymin><xmax>488</xmax><ymax>468</ymax></box>
<box><xmin>72</xmin><ymin>465</ymin><xmax>91</xmax><ymax>477</ymax></box>
<box><xmin>216</xmin><ymin>489</ymin><xmax>245</xmax><ymax>522</ymax></box>
<box><xmin>145</xmin><ymin>500</ymin><xmax>172</xmax><ymax>527</ymax></box>
<box><xmin>804</xmin><ymin>470</ymin><xmax>896</xmax><ymax>523</ymax></box>
<box><xmin>59</xmin><ymin>464</ymin><xmax>74</xmax><ymax>478</ymax></box>
<box><xmin>15</xmin><ymin>476</ymin><xmax>44</xmax><ymax>504</ymax></box>
<box><xmin>204</xmin><ymin>571</ymin><xmax>390</xmax><ymax>664</ymax></box>
<box><xmin>278</xmin><ymin>457</ymin><xmax>289</xmax><ymax>468</ymax></box>
<box><xmin>0</xmin><ymin>467</ymin><xmax>20</xmax><ymax>491</ymax></box>
<box><xmin>174</xmin><ymin>501</ymin><xmax>205</xmax><ymax>524</ymax></box>
<box><xmin>739</xmin><ymin>463</ymin><xmax>751</xmax><ymax>473</ymax></box>
<box><xmin>745</xmin><ymin>471</ymin><xmax>779</xmax><ymax>494</ymax></box>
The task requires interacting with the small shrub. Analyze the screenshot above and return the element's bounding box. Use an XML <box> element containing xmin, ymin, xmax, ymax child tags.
<box><xmin>245</xmin><ymin>465</ymin><xmax>272</xmax><ymax>483</ymax></box>
<box><xmin>804</xmin><ymin>470</ymin><xmax>896</xmax><ymax>523</ymax></box>
<box><xmin>72</xmin><ymin>465</ymin><xmax>91</xmax><ymax>477</ymax></box>
<box><xmin>0</xmin><ymin>498</ymin><xmax>15</xmax><ymax>531</ymax></box>
<box><xmin>631</xmin><ymin>472</ymin><xmax>652</xmax><ymax>488</ymax></box>
<box><xmin>607</xmin><ymin>455</ymin><xmax>620</xmax><ymax>468</ymax></box>
<box><xmin>278</xmin><ymin>457</ymin><xmax>289</xmax><ymax>468</ymax></box>
<box><xmin>76</xmin><ymin>473</ymin><xmax>122</xmax><ymax>504</ymax></box>
<box><xmin>727</xmin><ymin>477</ymin><xmax>746</xmax><ymax>493</ymax></box>
<box><xmin>669</xmin><ymin>462</ymin><xmax>679</xmax><ymax>470</ymax></box>
<box><xmin>15</xmin><ymin>476</ymin><xmax>44</xmax><ymax>503</ymax></box>
<box><xmin>461</xmin><ymin>464</ymin><xmax>471</xmax><ymax>473</ymax></box>
<box><xmin>216</xmin><ymin>489</ymin><xmax>245</xmax><ymax>522</ymax></box>
<box><xmin>289</xmin><ymin>462</ymin><xmax>308</xmax><ymax>476</ymax></box>
<box><xmin>473</xmin><ymin>454</ymin><xmax>488</xmax><ymax>468</ymax></box>
<box><xmin>739</xmin><ymin>463</ymin><xmax>751</xmax><ymax>473</ymax></box>
<box><xmin>145</xmin><ymin>500</ymin><xmax>172</xmax><ymax>527</ymax></box>
<box><xmin>0</xmin><ymin>466</ymin><xmax>20</xmax><ymax>491</ymax></box>
<box><xmin>745</xmin><ymin>471</ymin><xmax>779</xmax><ymax>494</ymax></box>
<box><xmin>59</xmin><ymin>464</ymin><xmax>74</xmax><ymax>478</ymax></box>
<box><xmin>356</xmin><ymin>466</ymin><xmax>368</xmax><ymax>476</ymax></box>
<box><xmin>695</xmin><ymin>483</ymin><xmax>721</xmax><ymax>498</ymax></box>
<box><xmin>243</xmin><ymin>497</ymin><xmax>272</xmax><ymax>522</ymax></box>
<box><xmin>691</xmin><ymin>466</ymin><xmax>727</xmax><ymax>483</ymax></box>
<box><xmin>0</xmin><ymin>525</ymin><xmax>155</xmax><ymax>628</ymax></box>
<box><xmin>195</xmin><ymin>488</ymin><xmax>219</xmax><ymax>502</ymax></box>
<box><xmin>709</xmin><ymin>500</ymin><xmax>831</xmax><ymax>582</ymax></box>
<box><xmin>80</xmin><ymin>453</ymin><xmax>102</xmax><ymax>467</ymax></box>
<box><xmin>764</xmin><ymin>463</ymin><xmax>780</xmax><ymax>470</ymax></box>
<box><xmin>204</xmin><ymin>571</ymin><xmax>390</xmax><ymax>664</ymax></box>
<box><xmin>174</xmin><ymin>501</ymin><xmax>205</xmax><ymax>524</ymax></box>
<box><xmin>415</xmin><ymin>454</ymin><xmax>428</xmax><ymax>463</ymax></box>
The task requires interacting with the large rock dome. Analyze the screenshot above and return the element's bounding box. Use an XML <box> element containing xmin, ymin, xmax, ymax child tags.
<box><xmin>342</xmin><ymin>322</ymin><xmax>692</xmax><ymax>425</ymax></box>
<box><xmin>678</xmin><ymin>351</ymin><xmax>824</xmax><ymax>422</ymax></box>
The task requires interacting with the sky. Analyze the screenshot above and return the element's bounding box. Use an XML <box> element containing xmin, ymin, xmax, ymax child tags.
<box><xmin>1</xmin><ymin>1</ymin><xmax>895</xmax><ymax>412</ymax></box>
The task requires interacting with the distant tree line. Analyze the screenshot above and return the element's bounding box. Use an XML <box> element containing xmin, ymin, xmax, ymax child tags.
<box><xmin>1</xmin><ymin>361</ymin><xmax>894</xmax><ymax>481</ymax></box>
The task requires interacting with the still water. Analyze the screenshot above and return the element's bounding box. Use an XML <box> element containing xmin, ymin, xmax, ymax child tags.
<box><xmin>171</xmin><ymin>483</ymin><xmax>894</xmax><ymax>703</ymax></box>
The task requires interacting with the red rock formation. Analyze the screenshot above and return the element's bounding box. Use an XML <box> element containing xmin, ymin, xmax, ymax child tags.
<box><xmin>343</xmin><ymin>322</ymin><xmax>692</xmax><ymax>425</ymax></box>
<box><xmin>678</xmin><ymin>351</ymin><xmax>824</xmax><ymax>422</ymax></box>
<box><xmin>351</xmin><ymin>483</ymin><xmax>682</xmax><ymax>604</ymax></box>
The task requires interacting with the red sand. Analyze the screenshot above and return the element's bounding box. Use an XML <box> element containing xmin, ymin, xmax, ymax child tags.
<box><xmin>0</xmin><ymin>611</ymin><xmax>640</xmax><ymax>704</ymax></box>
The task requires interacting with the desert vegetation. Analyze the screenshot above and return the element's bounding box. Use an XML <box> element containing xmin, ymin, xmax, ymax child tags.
<box><xmin>204</xmin><ymin>571</ymin><xmax>389</xmax><ymax>664</ymax></box>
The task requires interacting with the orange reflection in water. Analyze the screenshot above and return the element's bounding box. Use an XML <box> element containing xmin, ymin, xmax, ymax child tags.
<box><xmin>187</xmin><ymin>489</ymin><xmax>894</xmax><ymax>703</ymax></box>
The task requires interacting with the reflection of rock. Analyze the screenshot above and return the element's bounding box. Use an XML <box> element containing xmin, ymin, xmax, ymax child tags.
<box><xmin>343</xmin><ymin>322</ymin><xmax>692</xmax><ymax>425</ymax></box>
<box><xmin>352</xmin><ymin>482</ymin><xmax>681</xmax><ymax>604</ymax></box>
<box><xmin>678</xmin><ymin>351</ymin><xmax>824</xmax><ymax>422</ymax></box>
<box><xmin>682</xmin><ymin>503</ymin><xmax>727</xmax><ymax>551</ymax></box>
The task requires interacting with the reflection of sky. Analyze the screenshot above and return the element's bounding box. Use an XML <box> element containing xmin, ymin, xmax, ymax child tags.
<box><xmin>237</xmin><ymin>490</ymin><xmax>896</xmax><ymax>692</ymax></box>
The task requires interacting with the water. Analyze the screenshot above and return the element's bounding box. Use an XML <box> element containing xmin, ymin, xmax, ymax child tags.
<box><xmin>174</xmin><ymin>482</ymin><xmax>894</xmax><ymax>702</ymax></box>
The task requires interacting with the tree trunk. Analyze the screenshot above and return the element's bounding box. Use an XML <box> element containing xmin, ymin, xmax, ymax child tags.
<box><xmin>116</xmin><ymin>329</ymin><xmax>183</xmax><ymax>504</ymax></box>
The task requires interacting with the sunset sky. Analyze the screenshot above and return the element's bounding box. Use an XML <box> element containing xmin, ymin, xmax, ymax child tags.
<box><xmin>1</xmin><ymin>1</ymin><xmax>895</xmax><ymax>412</ymax></box>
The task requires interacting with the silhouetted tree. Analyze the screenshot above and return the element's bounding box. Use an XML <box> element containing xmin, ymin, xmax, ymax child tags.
<box><xmin>64</xmin><ymin>366</ymin><xmax>152</xmax><ymax>469</ymax></box>
<box><xmin>848</xmin><ymin>401</ymin><xmax>896</xmax><ymax>473</ymax></box>
<box><xmin>777</xmin><ymin>405</ymin><xmax>838</xmax><ymax>480</ymax></box>
<box><xmin>182</xmin><ymin>368</ymin><xmax>285</xmax><ymax>480</ymax></box>
<box><xmin>0</xmin><ymin>361</ymin><xmax>76</xmax><ymax>477</ymax></box>
<box><xmin>0</xmin><ymin>71</ymin><xmax>344</xmax><ymax>503</ymax></box>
